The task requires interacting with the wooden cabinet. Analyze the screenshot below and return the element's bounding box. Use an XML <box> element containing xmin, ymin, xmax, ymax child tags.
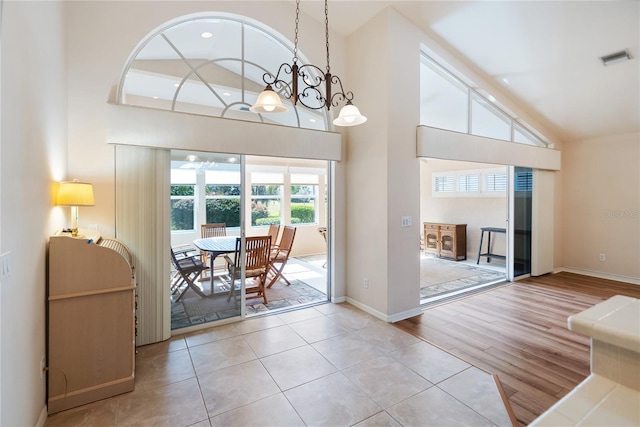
<box><xmin>47</xmin><ymin>231</ymin><xmax>136</xmax><ymax>413</ymax></box>
<box><xmin>423</xmin><ymin>223</ymin><xmax>467</xmax><ymax>261</ymax></box>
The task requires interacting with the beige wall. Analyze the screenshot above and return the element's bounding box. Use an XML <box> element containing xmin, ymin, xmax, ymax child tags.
<box><xmin>420</xmin><ymin>159</ymin><xmax>508</xmax><ymax>261</ymax></box>
<box><xmin>345</xmin><ymin>9</ymin><xmax>422</xmax><ymax>321</ymax></box>
<box><xmin>562</xmin><ymin>133</ymin><xmax>640</xmax><ymax>281</ymax></box>
<box><xmin>1</xmin><ymin>1</ymin><xmax>68</xmax><ymax>424</ymax></box>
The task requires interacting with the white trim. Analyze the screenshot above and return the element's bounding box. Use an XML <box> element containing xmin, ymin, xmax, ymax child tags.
<box><xmin>557</xmin><ymin>267</ymin><xmax>640</xmax><ymax>286</ymax></box>
<box><xmin>417</xmin><ymin>126</ymin><xmax>561</xmax><ymax>170</ymax></box>
<box><xmin>35</xmin><ymin>405</ymin><xmax>48</xmax><ymax>427</ymax></box>
<box><xmin>345</xmin><ymin>297</ymin><xmax>423</xmax><ymax>323</ymax></box>
<box><xmin>107</xmin><ymin>103</ymin><xmax>342</xmax><ymax>161</ymax></box>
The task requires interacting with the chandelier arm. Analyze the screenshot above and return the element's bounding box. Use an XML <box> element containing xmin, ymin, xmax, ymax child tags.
<box><xmin>328</xmin><ymin>74</ymin><xmax>354</xmax><ymax>107</ymax></box>
<box><xmin>325</xmin><ymin>0</ymin><xmax>330</xmax><ymax>74</ymax></box>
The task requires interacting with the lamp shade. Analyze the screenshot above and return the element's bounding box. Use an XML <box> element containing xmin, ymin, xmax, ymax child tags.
<box><xmin>250</xmin><ymin>85</ymin><xmax>289</xmax><ymax>113</ymax></box>
<box><xmin>333</xmin><ymin>102</ymin><xmax>367</xmax><ymax>127</ymax></box>
<box><xmin>57</xmin><ymin>181</ymin><xmax>95</xmax><ymax>206</ymax></box>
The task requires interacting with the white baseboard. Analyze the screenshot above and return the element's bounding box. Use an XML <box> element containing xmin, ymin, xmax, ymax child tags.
<box><xmin>35</xmin><ymin>405</ymin><xmax>48</xmax><ymax>427</ymax></box>
<box><xmin>556</xmin><ymin>267</ymin><xmax>640</xmax><ymax>286</ymax></box>
<box><xmin>345</xmin><ymin>297</ymin><xmax>422</xmax><ymax>323</ymax></box>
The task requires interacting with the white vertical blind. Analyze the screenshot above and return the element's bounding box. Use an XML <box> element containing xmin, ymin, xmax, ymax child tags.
<box><xmin>115</xmin><ymin>145</ymin><xmax>171</xmax><ymax>346</ymax></box>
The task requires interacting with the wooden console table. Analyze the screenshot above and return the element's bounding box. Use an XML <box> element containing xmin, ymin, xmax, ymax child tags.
<box><xmin>423</xmin><ymin>223</ymin><xmax>467</xmax><ymax>261</ymax></box>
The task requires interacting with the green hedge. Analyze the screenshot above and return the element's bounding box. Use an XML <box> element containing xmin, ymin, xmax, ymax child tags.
<box><xmin>291</xmin><ymin>204</ymin><xmax>315</xmax><ymax>223</ymax></box>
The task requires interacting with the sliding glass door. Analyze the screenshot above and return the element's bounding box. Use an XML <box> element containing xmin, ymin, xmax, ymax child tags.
<box><xmin>508</xmin><ymin>166</ymin><xmax>533</xmax><ymax>279</ymax></box>
<box><xmin>170</xmin><ymin>152</ymin><xmax>330</xmax><ymax>331</ymax></box>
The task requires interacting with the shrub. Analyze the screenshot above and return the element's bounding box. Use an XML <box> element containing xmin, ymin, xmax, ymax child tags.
<box><xmin>206</xmin><ymin>199</ymin><xmax>241</xmax><ymax>227</ymax></box>
<box><xmin>291</xmin><ymin>204</ymin><xmax>315</xmax><ymax>223</ymax></box>
<box><xmin>255</xmin><ymin>217</ymin><xmax>281</xmax><ymax>226</ymax></box>
<box><xmin>171</xmin><ymin>199</ymin><xmax>194</xmax><ymax>230</ymax></box>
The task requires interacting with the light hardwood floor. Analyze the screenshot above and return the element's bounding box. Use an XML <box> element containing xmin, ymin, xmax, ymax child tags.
<box><xmin>394</xmin><ymin>272</ymin><xmax>640</xmax><ymax>426</ymax></box>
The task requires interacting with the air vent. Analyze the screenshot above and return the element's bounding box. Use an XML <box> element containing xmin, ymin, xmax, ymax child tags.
<box><xmin>600</xmin><ymin>49</ymin><xmax>631</xmax><ymax>66</ymax></box>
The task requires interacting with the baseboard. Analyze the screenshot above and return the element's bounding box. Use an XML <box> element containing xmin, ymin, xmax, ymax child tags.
<box><xmin>344</xmin><ymin>297</ymin><xmax>422</xmax><ymax>323</ymax></box>
<box><xmin>35</xmin><ymin>405</ymin><xmax>48</xmax><ymax>427</ymax></box>
<box><xmin>556</xmin><ymin>267</ymin><xmax>640</xmax><ymax>286</ymax></box>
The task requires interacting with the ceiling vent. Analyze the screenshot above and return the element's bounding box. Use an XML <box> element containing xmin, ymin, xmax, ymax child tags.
<box><xmin>600</xmin><ymin>49</ymin><xmax>632</xmax><ymax>66</ymax></box>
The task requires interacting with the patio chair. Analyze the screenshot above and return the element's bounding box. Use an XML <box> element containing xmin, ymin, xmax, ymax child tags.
<box><xmin>200</xmin><ymin>223</ymin><xmax>227</xmax><ymax>276</ymax></box>
<box><xmin>225</xmin><ymin>236</ymin><xmax>272</xmax><ymax>304</ymax></box>
<box><xmin>170</xmin><ymin>244</ymin><xmax>200</xmax><ymax>295</ymax></box>
<box><xmin>267</xmin><ymin>224</ymin><xmax>280</xmax><ymax>248</ymax></box>
<box><xmin>170</xmin><ymin>246</ymin><xmax>208</xmax><ymax>301</ymax></box>
<box><xmin>266</xmin><ymin>225</ymin><xmax>297</xmax><ymax>288</ymax></box>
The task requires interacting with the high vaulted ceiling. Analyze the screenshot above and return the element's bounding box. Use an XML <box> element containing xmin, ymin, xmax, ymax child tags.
<box><xmin>299</xmin><ymin>1</ymin><xmax>640</xmax><ymax>143</ymax></box>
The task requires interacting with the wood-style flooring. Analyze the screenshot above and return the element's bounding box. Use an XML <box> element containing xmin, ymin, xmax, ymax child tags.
<box><xmin>394</xmin><ymin>272</ymin><xmax>640</xmax><ymax>426</ymax></box>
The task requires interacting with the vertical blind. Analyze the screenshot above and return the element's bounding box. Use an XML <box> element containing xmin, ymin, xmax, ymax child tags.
<box><xmin>115</xmin><ymin>145</ymin><xmax>171</xmax><ymax>346</ymax></box>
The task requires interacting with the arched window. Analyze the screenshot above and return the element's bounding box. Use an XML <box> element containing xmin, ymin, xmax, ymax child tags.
<box><xmin>117</xmin><ymin>14</ymin><xmax>329</xmax><ymax>131</ymax></box>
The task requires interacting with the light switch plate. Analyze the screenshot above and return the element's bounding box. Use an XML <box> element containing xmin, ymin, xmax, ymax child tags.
<box><xmin>401</xmin><ymin>216</ymin><xmax>412</xmax><ymax>227</ymax></box>
<box><xmin>1</xmin><ymin>251</ymin><xmax>11</xmax><ymax>279</ymax></box>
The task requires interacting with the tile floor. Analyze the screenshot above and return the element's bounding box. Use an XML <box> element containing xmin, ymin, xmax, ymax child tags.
<box><xmin>45</xmin><ymin>303</ymin><xmax>512</xmax><ymax>427</ymax></box>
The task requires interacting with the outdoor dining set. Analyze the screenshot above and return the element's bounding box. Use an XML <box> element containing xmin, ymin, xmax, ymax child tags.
<box><xmin>169</xmin><ymin>223</ymin><xmax>297</xmax><ymax>305</ymax></box>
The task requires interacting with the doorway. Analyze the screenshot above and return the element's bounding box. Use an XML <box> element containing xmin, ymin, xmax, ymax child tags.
<box><xmin>169</xmin><ymin>151</ymin><xmax>330</xmax><ymax>330</ymax></box>
<box><xmin>419</xmin><ymin>158</ymin><xmax>507</xmax><ymax>305</ymax></box>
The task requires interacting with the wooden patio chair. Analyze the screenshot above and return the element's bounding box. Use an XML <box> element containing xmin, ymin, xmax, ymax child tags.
<box><xmin>225</xmin><ymin>236</ymin><xmax>272</xmax><ymax>304</ymax></box>
<box><xmin>200</xmin><ymin>223</ymin><xmax>227</xmax><ymax>276</ymax></box>
<box><xmin>170</xmin><ymin>244</ymin><xmax>199</xmax><ymax>295</ymax></box>
<box><xmin>266</xmin><ymin>225</ymin><xmax>297</xmax><ymax>288</ymax></box>
<box><xmin>170</xmin><ymin>246</ymin><xmax>208</xmax><ymax>301</ymax></box>
<box><xmin>267</xmin><ymin>224</ymin><xmax>280</xmax><ymax>248</ymax></box>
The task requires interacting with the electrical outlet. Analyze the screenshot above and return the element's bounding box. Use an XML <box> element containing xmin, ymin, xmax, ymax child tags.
<box><xmin>40</xmin><ymin>356</ymin><xmax>46</xmax><ymax>379</ymax></box>
<box><xmin>363</xmin><ymin>278</ymin><xmax>369</xmax><ymax>289</ymax></box>
<box><xmin>599</xmin><ymin>253</ymin><xmax>606</xmax><ymax>261</ymax></box>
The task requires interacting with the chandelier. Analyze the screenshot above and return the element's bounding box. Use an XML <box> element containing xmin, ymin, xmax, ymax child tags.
<box><xmin>250</xmin><ymin>0</ymin><xmax>367</xmax><ymax>127</ymax></box>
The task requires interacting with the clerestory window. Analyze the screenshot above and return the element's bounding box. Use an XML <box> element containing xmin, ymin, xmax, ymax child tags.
<box><xmin>117</xmin><ymin>14</ymin><xmax>329</xmax><ymax>131</ymax></box>
<box><xmin>420</xmin><ymin>54</ymin><xmax>548</xmax><ymax>147</ymax></box>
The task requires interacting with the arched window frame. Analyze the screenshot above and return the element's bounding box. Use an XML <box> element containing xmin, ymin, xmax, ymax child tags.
<box><xmin>116</xmin><ymin>13</ymin><xmax>330</xmax><ymax>131</ymax></box>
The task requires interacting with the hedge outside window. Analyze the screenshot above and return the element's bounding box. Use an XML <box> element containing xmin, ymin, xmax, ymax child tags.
<box><xmin>171</xmin><ymin>184</ymin><xmax>196</xmax><ymax>231</ymax></box>
<box><xmin>291</xmin><ymin>174</ymin><xmax>318</xmax><ymax>225</ymax></box>
<box><xmin>205</xmin><ymin>184</ymin><xmax>241</xmax><ymax>227</ymax></box>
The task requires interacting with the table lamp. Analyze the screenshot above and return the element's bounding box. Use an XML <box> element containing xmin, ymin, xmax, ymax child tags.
<box><xmin>56</xmin><ymin>180</ymin><xmax>95</xmax><ymax>236</ymax></box>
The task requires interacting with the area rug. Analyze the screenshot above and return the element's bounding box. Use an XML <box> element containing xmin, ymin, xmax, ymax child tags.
<box><xmin>420</xmin><ymin>256</ymin><xmax>505</xmax><ymax>300</ymax></box>
<box><xmin>171</xmin><ymin>276</ymin><xmax>327</xmax><ymax>329</ymax></box>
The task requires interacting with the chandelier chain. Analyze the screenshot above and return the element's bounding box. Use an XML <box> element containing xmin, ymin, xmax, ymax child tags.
<box><xmin>325</xmin><ymin>0</ymin><xmax>330</xmax><ymax>73</ymax></box>
<box><xmin>293</xmin><ymin>0</ymin><xmax>300</xmax><ymax>63</ymax></box>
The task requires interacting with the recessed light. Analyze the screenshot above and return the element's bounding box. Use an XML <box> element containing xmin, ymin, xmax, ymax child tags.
<box><xmin>600</xmin><ymin>49</ymin><xmax>631</xmax><ymax>66</ymax></box>
<box><xmin>222</xmin><ymin>92</ymin><xmax>231</xmax><ymax>97</ymax></box>
<box><xmin>152</xmin><ymin>96</ymin><xmax>159</xmax><ymax>99</ymax></box>
<box><xmin>488</xmin><ymin>95</ymin><xmax>497</xmax><ymax>103</ymax></box>
<box><xmin>201</xmin><ymin>32</ymin><xmax>213</xmax><ymax>39</ymax></box>
<box><xmin>228</xmin><ymin>157</ymin><xmax>237</xmax><ymax>163</ymax></box>
<box><xmin>309</xmin><ymin>118</ymin><xmax>317</xmax><ymax>123</ymax></box>
<box><xmin>174</xmin><ymin>83</ymin><xmax>180</xmax><ymax>87</ymax></box>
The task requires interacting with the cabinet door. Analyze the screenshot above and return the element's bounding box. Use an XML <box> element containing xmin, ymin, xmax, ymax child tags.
<box><xmin>439</xmin><ymin>229</ymin><xmax>456</xmax><ymax>258</ymax></box>
<box><xmin>423</xmin><ymin>224</ymin><xmax>439</xmax><ymax>254</ymax></box>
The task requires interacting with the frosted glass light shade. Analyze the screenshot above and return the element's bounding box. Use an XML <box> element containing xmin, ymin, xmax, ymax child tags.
<box><xmin>250</xmin><ymin>86</ymin><xmax>288</xmax><ymax>113</ymax></box>
<box><xmin>333</xmin><ymin>102</ymin><xmax>367</xmax><ymax>127</ymax></box>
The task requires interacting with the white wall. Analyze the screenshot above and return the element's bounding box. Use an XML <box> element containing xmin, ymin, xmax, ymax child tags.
<box><xmin>562</xmin><ymin>132</ymin><xmax>640</xmax><ymax>282</ymax></box>
<box><xmin>1</xmin><ymin>1</ymin><xmax>68</xmax><ymax>424</ymax></box>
